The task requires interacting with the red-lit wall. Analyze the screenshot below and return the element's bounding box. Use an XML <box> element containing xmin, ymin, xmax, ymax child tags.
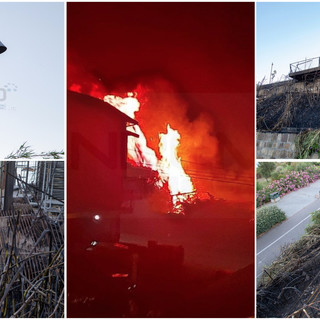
<box><xmin>67</xmin><ymin>91</ymin><xmax>128</xmax><ymax>244</ymax></box>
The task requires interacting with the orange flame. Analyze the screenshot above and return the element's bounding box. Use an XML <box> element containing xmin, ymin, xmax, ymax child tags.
<box><xmin>158</xmin><ymin>124</ymin><xmax>194</xmax><ymax>206</ymax></box>
<box><xmin>104</xmin><ymin>92</ymin><xmax>195</xmax><ymax>213</ymax></box>
<box><xmin>104</xmin><ymin>94</ymin><xmax>158</xmax><ymax>170</ymax></box>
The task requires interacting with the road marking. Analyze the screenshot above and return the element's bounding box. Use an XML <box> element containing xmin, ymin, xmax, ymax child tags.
<box><xmin>257</xmin><ymin>214</ymin><xmax>311</xmax><ymax>256</ymax></box>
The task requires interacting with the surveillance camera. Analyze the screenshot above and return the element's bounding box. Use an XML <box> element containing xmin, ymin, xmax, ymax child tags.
<box><xmin>0</xmin><ymin>41</ymin><xmax>7</xmax><ymax>54</ymax></box>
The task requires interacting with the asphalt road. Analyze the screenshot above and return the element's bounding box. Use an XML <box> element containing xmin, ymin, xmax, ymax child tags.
<box><xmin>257</xmin><ymin>180</ymin><xmax>320</xmax><ymax>281</ymax></box>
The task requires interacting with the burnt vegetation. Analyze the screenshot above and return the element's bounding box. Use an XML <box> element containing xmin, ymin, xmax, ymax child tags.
<box><xmin>0</xmin><ymin>210</ymin><xmax>64</xmax><ymax>318</ymax></box>
<box><xmin>257</xmin><ymin>83</ymin><xmax>320</xmax><ymax>132</ymax></box>
<box><xmin>0</xmin><ymin>162</ymin><xmax>64</xmax><ymax>317</ymax></box>
<box><xmin>257</xmin><ymin>210</ymin><xmax>320</xmax><ymax>318</ymax></box>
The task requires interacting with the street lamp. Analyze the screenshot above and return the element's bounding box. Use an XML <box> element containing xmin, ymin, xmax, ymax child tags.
<box><xmin>0</xmin><ymin>41</ymin><xmax>7</xmax><ymax>54</ymax></box>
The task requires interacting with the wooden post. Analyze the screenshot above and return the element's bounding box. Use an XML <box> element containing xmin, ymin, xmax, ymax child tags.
<box><xmin>4</xmin><ymin>162</ymin><xmax>15</xmax><ymax>211</ymax></box>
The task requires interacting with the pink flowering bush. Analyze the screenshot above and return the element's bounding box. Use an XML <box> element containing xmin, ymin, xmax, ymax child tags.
<box><xmin>257</xmin><ymin>166</ymin><xmax>320</xmax><ymax>207</ymax></box>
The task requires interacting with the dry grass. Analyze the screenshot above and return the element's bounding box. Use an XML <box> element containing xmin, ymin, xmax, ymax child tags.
<box><xmin>257</xmin><ymin>83</ymin><xmax>320</xmax><ymax>132</ymax></box>
<box><xmin>0</xmin><ymin>209</ymin><xmax>64</xmax><ymax>318</ymax></box>
<box><xmin>257</xmin><ymin>224</ymin><xmax>320</xmax><ymax>318</ymax></box>
<box><xmin>295</xmin><ymin>130</ymin><xmax>320</xmax><ymax>159</ymax></box>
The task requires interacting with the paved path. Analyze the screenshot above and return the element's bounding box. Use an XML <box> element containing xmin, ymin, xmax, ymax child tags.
<box><xmin>257</xmin><ymin>180</ymin><xmax>320</xmax><ymax>281</ymax></box>
<box><xmin>263</xmin><ymin>179</ymin><xmax>320</xmax><ymax>217</ymax></box>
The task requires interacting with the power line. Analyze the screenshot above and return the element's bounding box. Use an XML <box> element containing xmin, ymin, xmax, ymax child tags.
<box><xmin>127</xmin><ymin>148</ymin><xmax>253</xmax><ymax>180</ymax></box>
<box><xmin>129</xmin><ymin>161</ymin><xmax>253</xmax><ymax>184</ymax></box>
<box><xmin>188</xmin><ymin>175</ymin><xmax>254</xmax><ymax>187</ymax></box>
<box><xmin>129</xmin><ymin>162</ymin><xmax>253</xmax><ymax>187</ymax></box>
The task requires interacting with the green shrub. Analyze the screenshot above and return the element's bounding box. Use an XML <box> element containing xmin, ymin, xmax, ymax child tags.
<box><xmin>256</xmin><ymin>181</ymin><xmax>263</xmax><ymax>191</ymax></box>
<box><xmin>306</xmin><ymin>210</ymin><xmax>320</xmax><ymax>235</ymax></box>
<box><xmin>257</xmin><ymin>206</ymin><xmax>286</xmax><ymax>236</ymax></box>
<box><xmin>295</xmin><ymin>129</ymin><xmax>320</xmax><ymax>159</ymax></box>
<box><xmin>271</xmin><ymin>171</ymin><xmax>284</xmax><ymax>181</ymax></box>
<box><xmin>257</xmin><ymin>162</ymin><xmax>276</xmax><ymax>181</ymax></box>
<box><xmin>306</xmin><ymin>210</ymin><xmax>320</xmax><ymax>234</ymax></box>
<box><xmin>275</xmin><ymin>164</ymin><xmax>286</xmax><ymax>173</ymax></box>
<box><xmin>311</xmin><ymin>210</ymin><xmax>320</xmax><ymax>225</ymax></box>
<box><xmin>283</xmin><ymin>164</ymin><xmax>294</xmax><ymax>173</ymax></box>
<box><xmin>296</xmin><ymin>162</ymin><xmax>311</xmax><ymax>171</ymax></box>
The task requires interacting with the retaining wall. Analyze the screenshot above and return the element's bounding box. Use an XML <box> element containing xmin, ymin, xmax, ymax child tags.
<box><xmin>256</xmin><ymin>132</ymin><xmax>297</xmax><ymax>159</ymax></box>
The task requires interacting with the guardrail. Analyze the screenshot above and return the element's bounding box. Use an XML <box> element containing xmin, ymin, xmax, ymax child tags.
<box><xmin>290</xmin><ymin>57</ymin><xmax>320</xmax><ymax>73</ymax></box>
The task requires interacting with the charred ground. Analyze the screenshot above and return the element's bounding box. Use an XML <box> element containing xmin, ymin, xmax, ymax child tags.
<box><xmin>257</xmin><ymin>219</ymin><xmax>320</xmax><ymax>318</ymax></box>
<box><xmin>257</xmin><ymin>91</ymin><xmax>320</xmax><ymax>132</ymax></box>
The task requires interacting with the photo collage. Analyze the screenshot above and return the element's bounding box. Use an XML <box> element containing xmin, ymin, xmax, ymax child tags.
<box><xmin>0</xmin><ymin>1</ymin><xmax>320</xmax><ymax>318</ymax></box>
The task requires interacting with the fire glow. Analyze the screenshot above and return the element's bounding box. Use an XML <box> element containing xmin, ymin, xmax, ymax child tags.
<box><xmin>104</xmin><ymin>93</ymin><xmax>195</xmax><ymax>213</ymax></box>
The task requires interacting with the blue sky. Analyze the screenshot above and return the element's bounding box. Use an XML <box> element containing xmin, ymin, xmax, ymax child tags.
<box><xmin>256</xmin><ymin>2</ymin><xmax>320</xmax><ymax>84</ymax></box>
<box><xmin>0</xmin><ymin>3</ymin><xmax>64</xmax><ymax>157</ymax></box>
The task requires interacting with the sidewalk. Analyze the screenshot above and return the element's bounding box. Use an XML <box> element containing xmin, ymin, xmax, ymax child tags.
<box><xmin>257</xmin><ymin>179</ymin><xmax>320</xmax><ymax>281</ymax></box>
<box><xmin>262</xmin><ymin>179</ymin><xmax>320</xmax><ymax>217</ymax></box>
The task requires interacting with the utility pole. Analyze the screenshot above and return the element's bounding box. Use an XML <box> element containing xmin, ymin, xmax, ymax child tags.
<box><xmin>0</xmin><ymin>41</ymin><xmax>7</xmax><ymax>54</ymax></box>
<box><xmin>269</xmin><ymin>62</ymin><xmax>274</xmax><ymax>84</ymax></box>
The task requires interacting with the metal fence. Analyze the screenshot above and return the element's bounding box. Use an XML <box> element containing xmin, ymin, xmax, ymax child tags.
<box><xmin>0</xmin><ymin>209</ymin><xmax>64</xmax><ymax>317</ymax></box>
<box><xmin>290</xmin><ymin>57</ymin><xmax>320</xmax><ymax>73</ymax></box>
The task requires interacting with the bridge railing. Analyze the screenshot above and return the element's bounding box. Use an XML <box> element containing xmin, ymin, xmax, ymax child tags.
<box><xmin>290</xmin><ymin>57</ymin><xmax>320</xmax><ymax>73</ymax></box>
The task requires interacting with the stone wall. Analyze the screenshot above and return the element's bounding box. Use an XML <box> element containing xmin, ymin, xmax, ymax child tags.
<box><xmin>256</xmin><ymin>132</ymin><xmax>297</xmax><ymax>159</ymax></box>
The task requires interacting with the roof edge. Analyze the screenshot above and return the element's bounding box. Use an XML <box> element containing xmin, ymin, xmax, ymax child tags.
<box><xmin>68</xmin><ymin>90</ymin><xmax>138</xmax><ymax>125</ymax></box>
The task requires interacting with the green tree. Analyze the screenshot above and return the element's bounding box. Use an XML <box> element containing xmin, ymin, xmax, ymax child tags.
<box><xmin>257</xmin><ymin>162</ymin><xmax>276</xmax><ymax>181</ymax></box>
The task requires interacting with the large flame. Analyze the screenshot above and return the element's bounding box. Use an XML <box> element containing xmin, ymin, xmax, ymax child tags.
<box><xmin>104</xmin><ymin>93</ymin><xmax>158</xmax><ymax>170</ymax></box>
<box><xmin>104</xmin><ymin>92</ymin><xmax>195</xmax><ymax>213</ymax></box>
<box><xmin>158</xmin><ymin>124</ymin><xmax>194</xmax><ymax>205</ymax></box>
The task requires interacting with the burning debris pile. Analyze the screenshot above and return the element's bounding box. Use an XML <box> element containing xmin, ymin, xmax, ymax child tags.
<box><xmin>0</xmin><ymin>209</ymin><xmax>64</xmax><ymax>317</ymax></box>
<box><xmin>69</xmin><ymin>78</ymin><xmax>224</xmax><ymax>213</ymax></box>
<box><xmin>257</xmin><ymin>90</ymin><xmax>320</xmax><ymax>132</ymax></box>
<box><xmin>257</xmin><ymin>214</ymin><xmax>320</xmax><ymax>318</ymax></box>
<box><xmin>104</xmin><ymin>92</ymin><xmax>197</xmax><ymax>214</ymax></box>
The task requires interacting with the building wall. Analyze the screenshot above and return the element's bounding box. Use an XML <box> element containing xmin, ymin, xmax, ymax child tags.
<box><xmin>67</xmin><ymin>92</ymin><xmax>129</xmax><ymax>244</ymax></box>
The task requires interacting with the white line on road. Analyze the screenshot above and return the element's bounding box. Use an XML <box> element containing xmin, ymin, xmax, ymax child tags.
<box><xmin>257</xmin><ymin>214</ymin><xmax>311</xmax><ymax>256</ymax></box>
